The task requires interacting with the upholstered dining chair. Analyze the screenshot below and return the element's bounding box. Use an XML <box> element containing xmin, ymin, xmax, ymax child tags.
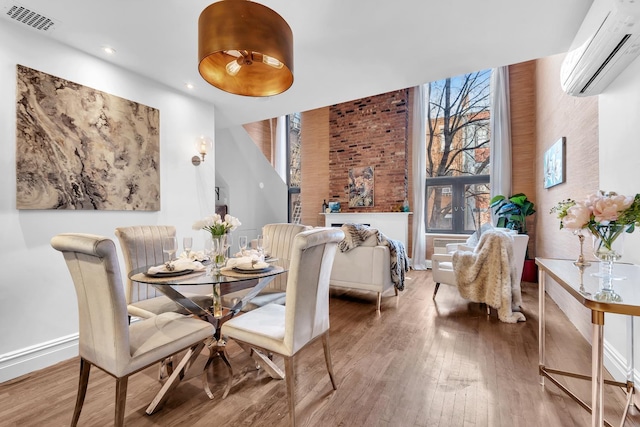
<box><xmin>115</xmin><ymin>225</ymin><xmax>211</xmax><ymax>318</ymax></box>
<box><xmin>223</xmin><ymin>222</ymin><xmax>311</xmax><ymax>311</ymax></box>
<box><xmin>51</xmin><ymin>233</ymin><xmax>214</xmax><ymax>427</ymax></box>
<box><xmin>221</xmin><ymin>227</ymin><xmax>344</xmax><ymax>427</ymax></box>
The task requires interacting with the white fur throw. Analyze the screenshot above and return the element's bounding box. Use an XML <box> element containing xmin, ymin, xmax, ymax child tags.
<box><xmin>452</xmin><ymin>230</ymin><xmax>525</xmax><ymax>323</ymax></box>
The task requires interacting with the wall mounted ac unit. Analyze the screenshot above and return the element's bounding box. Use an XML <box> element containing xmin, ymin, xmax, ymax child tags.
<box><xmin>561</xmin><ymin>0</ymin><xmax>640</xmax><ymax>97</ymax></box>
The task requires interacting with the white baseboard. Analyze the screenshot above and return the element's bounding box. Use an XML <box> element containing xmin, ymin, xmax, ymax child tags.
<box><xmin>0</xmin><ymin>334</ymin><xmax>78</xmax><ymax>383</ymax></box>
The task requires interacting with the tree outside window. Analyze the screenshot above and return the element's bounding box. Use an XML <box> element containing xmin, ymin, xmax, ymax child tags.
<box><xmin>426</xmin><ymin>70</ymin><xmax>492</xmax><ymax>234</ymax></box>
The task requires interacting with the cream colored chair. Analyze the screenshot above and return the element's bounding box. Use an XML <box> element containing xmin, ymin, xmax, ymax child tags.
<box><xmin>51</xmin><ymin>233</ymin><xmax>214</xmax><ymax>427</ymax></box>
<box><xmin>224</xmin><ymin>223</ymin><xmax>311</xmax><ymax>311</ymax></box>
<box><xmin>221</xmin><ymin>227</ymin><xmax>344</xmax><ymax>427</ymax></box>
<box><xmin>431</xmin><ymin>231</ymin><xmax>529</xmax><ymax>300</ymax></box>
<box><xmin>115</xmin><ymin>225</ymin><xmax>211</xmax><ymax>318</ymax></box>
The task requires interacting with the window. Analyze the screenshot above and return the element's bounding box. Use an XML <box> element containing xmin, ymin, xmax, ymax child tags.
<box><xmin>287</xmin><ymin>113</ymin><xmax>301</xmax><ymax>223</ymax></box>
<box><xmin>425</xmin><ymin>70</ymin><xmax>492</xmax><ymax>234</ymax></box>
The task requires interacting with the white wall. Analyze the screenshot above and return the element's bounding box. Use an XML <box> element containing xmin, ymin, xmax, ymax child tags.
<box><xmin>0</xmin><ymin>21</ymin><xmax>217</xmax><ymax>381</ymax></box>
<box><xmin>214</xmin><ymin>126</ymin><xmax>288</xmax><ymax>249</ymax></box>
<box><xmin>597</xmin><ymin>56</ymin><xmax>640</xmax><ymax>385</ymax></box>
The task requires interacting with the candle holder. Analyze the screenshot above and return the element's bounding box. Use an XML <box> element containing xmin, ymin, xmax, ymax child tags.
<box><xmin>573</xmin><ymin>230</ymin><xmax>591</xmax><ymax>268</ymax></box>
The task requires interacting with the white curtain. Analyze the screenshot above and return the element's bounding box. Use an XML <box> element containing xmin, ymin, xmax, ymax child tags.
<box><xmin>411</xmin><ymin>85</ymin><xmax>428</xmax><ymax>270</ymax></box>
<box><xmin>489</xmin><ymin>67</ymin><xmax>512</xmax><ymax>213</ymax></box>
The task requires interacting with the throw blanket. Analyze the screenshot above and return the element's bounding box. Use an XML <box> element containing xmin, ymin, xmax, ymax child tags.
<box><xmin>452</xmin><ymin>230</ymin><xmax>525</xmax><ymax>323</ymax></box>
<box><xmin>338</xmin><ymin>223</ymin><xmax>409</xmax><ymax>291</ymax></box>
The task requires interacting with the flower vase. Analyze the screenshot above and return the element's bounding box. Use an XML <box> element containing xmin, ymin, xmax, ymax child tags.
<box><xmin>591</xmin><ymin>224</ymin><xmax>629</xmax><ymax>302</ymax></box>
<box><xmin>210</xmin><ymin>234</ymin><xmax>227</xmax><ymax>274</ymax></box>
<box><xmin>591</xmin><ymin>224</ymin><xmax>628</xmax><ymax>279</ymax></box>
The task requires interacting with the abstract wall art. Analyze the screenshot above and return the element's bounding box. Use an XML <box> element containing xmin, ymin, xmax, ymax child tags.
<box><xmin>16</xmin><ymin>65</ymin><xmax>160</xmax><ymax>210</ymax></box>
<box><xmin>543</xmin><ymin>137</ymin><xmax>565</xmax><ymax>189</ymax></box>
<box><xmin>348</xmin><ymin>165</ymin><xmax>374</xmax><ymax>207</ymax></box>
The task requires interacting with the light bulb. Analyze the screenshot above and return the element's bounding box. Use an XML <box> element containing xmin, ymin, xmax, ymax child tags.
<box><xmin>226</xmin><ymin>59</ymin><xmax>242</xmax><ymax>76</ymax></box>
<box><xmin>262</xmin><ymin>54</ymin><xmax>283</xmax><ymax>69</ymax></box>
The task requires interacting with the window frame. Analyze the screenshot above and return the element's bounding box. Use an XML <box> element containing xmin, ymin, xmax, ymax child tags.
<box><xmin>426</xmin><ymin>174</ymin><xmax>490</xmax><ymax>234</ymax></box>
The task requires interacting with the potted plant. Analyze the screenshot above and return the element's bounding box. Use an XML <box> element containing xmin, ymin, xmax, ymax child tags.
<box><xmin>490</xmin><ymin>193</ymin><xmax>538</xmax><ymax>282</ymax></box>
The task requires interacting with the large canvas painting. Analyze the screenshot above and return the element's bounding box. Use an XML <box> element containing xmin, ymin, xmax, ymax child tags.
<box><xmin>16</xmin><ymin>65</ymin><xmax>160</xmax><ymax>210</ymax></box>
<box><xmin>348</xmin><ymin>166</ymin><xmax>374</xmax><ymax>207</ymax></box>
<box><xmin>543</xmin><ymin>137</ymin><xmax>565</xmax><ymax>189</ymax></box>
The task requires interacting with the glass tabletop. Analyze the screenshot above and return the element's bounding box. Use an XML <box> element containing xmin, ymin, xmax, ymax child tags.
<box><xmin>536</xmin><ymin>258</ymin><xmax>640</xmax><ymax>315</ymax></box>
<box><xmin>128</xmin><ymin>264</ymin><xmax>286</xmax><ymax>286</ymax></box>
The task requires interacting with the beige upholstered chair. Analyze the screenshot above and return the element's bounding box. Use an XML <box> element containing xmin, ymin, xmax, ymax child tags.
<box><xmin>221</xmin><ymin>227</ymin><xmax>344</xmax><ymax>427</ymax></box>
<box><xmin>431</xmin><ymin>231</ymin><xmax>529</xmax><ymax>300</ymax></box>
<box><xmin>115</xmin><ymin>225</ymin><xmax>211</xmax><ymax>318</ymax></box>
<box><xmin>51</xmin><ymin>233</ymin><xmax>214</xmax><ymax>427</ymax></box>
<box><xmin>224</xmin><ymin>223</ymin><xmax>311</xmax><ymax>311</ymax></box>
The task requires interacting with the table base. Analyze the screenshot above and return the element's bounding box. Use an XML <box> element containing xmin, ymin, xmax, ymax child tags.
<box><xmin>539</xmin><ymin>365</ymin><xmax>633</xmax><ymax>427</ymax></box>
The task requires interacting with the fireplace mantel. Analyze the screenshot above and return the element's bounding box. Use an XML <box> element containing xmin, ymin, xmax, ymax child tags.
<box><xmin>322</xmin><ymin>212</ymin><xmax>411</xmax><ymax>249</ymax></box>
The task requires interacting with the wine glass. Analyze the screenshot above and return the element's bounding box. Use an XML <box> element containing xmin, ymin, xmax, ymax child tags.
<box><xmin>162</xmin><ymin>236</ymin><xmax>177</xmax><ymax>262</ymax></box>
<box><xmin>183</xmin><ymin>236</ymin><xmax>193</xmax><ymax>259</ymax></box>
<box><xmin>256</xmin><ymin>234</ymin><xmax>265</xmax><ymax>256</ymax></box>
<box><xmin>239</xmin><ymin>236</ymin><xmax>248</xmax><ymax>255</ymax></box>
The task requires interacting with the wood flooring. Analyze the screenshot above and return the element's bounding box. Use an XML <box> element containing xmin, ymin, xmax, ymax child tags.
<box><xmin>1</xmin><ymin>270</ymin><xmax>639</xmax><ymax>426</ymax></box>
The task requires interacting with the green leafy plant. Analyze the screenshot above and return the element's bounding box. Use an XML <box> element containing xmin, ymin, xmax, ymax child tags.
<box><xmin>489</xmin><ymin>193</ymin><xmax>536</xmax><ymax>234</ymax></box>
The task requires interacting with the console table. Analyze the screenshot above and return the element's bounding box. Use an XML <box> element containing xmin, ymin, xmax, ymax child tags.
<box><xmin>536</xmin><ymin>258</ymin><xmax>639</xmax><ymax>427</ymax></box>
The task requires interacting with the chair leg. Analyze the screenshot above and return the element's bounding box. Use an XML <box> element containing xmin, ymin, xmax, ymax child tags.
<box><xmin>71</xmin><ymin>358</ymin><xmax>91</xmax><ymax>427</ymax></box>
<box><xmin>433</xmin><ymin>283</ymin><xmax>440</xmax><ymax>299</ymax></box>
<box><xmin>114</xmin><ymin>377</ymin><xmax>128</xmax><ymax>427</ymax></box>
<box><xmin>322</xmin><ymin>333</ymin><xmax>337</xmax><ymax>390</ymax></box>
<box><xmin>376</xmin><ymin>292</ymin><xmax>382</xmax><ymax>311</ymax></box>
<box><xmin>394</xmin><ymin>287</ymin><xmax>399</xmax><ymax>296</ymax></box>
<box><xmin>284</xmin><ymin>356</ymin><xmax>296</xmax><ymax>427</ymax></box>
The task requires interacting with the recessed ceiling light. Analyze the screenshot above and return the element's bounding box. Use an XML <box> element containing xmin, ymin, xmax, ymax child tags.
<box><xmin>102</xmin><ymin>46</ymin><xmax>116</xmax><ymax>55</ymax></box>
<box><xmin>185</xmin><ymin>82</ymin><xmax>195</xmax><ymax>89</ymax></box>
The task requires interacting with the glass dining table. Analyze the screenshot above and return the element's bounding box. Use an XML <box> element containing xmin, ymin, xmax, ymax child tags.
<box><xmin>128</xmin><ymin>264</ymin><xmax>287</xmax><ymax>415</ymax></box>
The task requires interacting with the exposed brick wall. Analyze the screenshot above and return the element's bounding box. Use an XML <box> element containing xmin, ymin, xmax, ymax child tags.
<box><xmin>328</xmin><ymin>89</ymin><xmax>409</xmax><ymax>212</ymax></box>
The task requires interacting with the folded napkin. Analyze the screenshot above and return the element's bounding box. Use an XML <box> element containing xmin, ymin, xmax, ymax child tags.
<box><xmin>179</xmin><ymin>250</ymin><xmax>208</xmax><ymax>262</ymax></box>
<box><xmin>233</xmin><ymin>249</ymin><xmax>264</xmax><ymax>259</ymax></box>
<box><xmin>147</xmin><ymin>258</ymin><xmax>205</xmax><ymax>274</ymax></box>
<box><xmin>224</xmin><ymin>256</ymin><xmax>269</xmax><ymax>271</ymax></box>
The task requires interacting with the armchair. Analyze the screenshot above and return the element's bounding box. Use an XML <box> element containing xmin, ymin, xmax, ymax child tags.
<box><xmin>431</xmin><ymin>230</ymin><xmax>529</xmax><ymax>321</ymax></box>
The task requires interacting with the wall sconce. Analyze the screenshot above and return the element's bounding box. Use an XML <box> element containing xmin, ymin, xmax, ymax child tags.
<box><xmin>192</xmin><ymin>135</ymin><xmax>213</xmax><ymax>166</ymax></box>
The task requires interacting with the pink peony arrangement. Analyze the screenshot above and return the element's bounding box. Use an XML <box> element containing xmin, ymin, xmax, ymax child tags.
<box><xmin>551</xmin><ymin>191</ymin><xmax>640</xmax><ymax>250</ymax></box>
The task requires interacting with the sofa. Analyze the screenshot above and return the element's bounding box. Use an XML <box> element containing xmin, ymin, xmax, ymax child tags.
<box><xmin>329</xmin><ymin>234</ymin><xmax>398</xmax><ymax>311</ymax></box>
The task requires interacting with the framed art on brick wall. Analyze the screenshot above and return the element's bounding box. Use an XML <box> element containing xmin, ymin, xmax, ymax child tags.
<box><xmin>348</xmin><ymin>166</ymin><xmax>374</xmax><ymax>207</ymax></box>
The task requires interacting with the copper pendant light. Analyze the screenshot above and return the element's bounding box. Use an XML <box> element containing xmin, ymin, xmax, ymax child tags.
<box><xmin>198</xmin><ymin>0</ymin><xmax>294</xmax><ymax>97</ymax></box>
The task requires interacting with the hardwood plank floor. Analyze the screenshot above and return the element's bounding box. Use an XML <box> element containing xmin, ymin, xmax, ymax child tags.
<box><xmin>2</xmin><ymin>270</ymin><xmax>639</xmax><ymax>426</ymax></box>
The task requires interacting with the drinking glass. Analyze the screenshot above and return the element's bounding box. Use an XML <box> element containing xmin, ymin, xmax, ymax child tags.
<box><xmin>239</xmin><ymin>236</ymin><xmax>248</xmax><ymax>255</ymax></box>
<box><xmin>162</xmin><ymin>236</ymin><xmax>177</xmax><ymax>261</ymax></box>
<box><xmin>183</xmin><ymin>236</ymin><xmax>193</xmax><ymax>259</ymax></box>
<box><xmin>256</xmin><ymin>234</ymin><xmax>265</xmax><ymax>256</ymax></box>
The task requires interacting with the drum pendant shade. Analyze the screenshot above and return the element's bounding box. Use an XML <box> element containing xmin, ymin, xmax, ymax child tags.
<box><xmin>198</xmin><ymin>0</ymin><xmax>294</xmax><ymax>97</ymax></box>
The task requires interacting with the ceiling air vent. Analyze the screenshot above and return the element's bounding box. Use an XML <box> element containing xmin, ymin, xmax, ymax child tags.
<box><xmin>5</xmin><ymin>4</ymin><xmax>57</xmax><ymax>32</ymax></box>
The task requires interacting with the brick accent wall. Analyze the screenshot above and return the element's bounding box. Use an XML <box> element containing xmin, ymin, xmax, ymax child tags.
<box><xmin>328</xmin><ymin>89</ymin><xmax>409</xmax><ymax>213</ymax></box>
